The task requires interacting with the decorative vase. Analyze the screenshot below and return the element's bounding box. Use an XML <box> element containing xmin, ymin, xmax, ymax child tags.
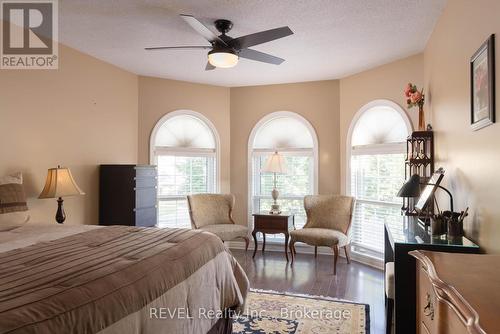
<box><xmin>418</xmin><ymin>105</ymin><xmax>425</xmax><ymax>131</ymax></box>
<box><xmin>270</xmin><ymin>188</ymin><xmax>281</xmax><ymax>214</ymax></box>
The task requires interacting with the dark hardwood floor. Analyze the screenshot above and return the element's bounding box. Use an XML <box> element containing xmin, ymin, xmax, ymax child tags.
<box><xmin>231</xmin><ymin>248</ymin><xmax>384</xmax><ymax>334</ymax></box>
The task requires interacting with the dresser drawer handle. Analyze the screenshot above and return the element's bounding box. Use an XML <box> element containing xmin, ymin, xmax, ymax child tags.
<box><xmin>423</xmin><ymin>293</ymin><xmax>434</xmax><ymax>320</ymax></box>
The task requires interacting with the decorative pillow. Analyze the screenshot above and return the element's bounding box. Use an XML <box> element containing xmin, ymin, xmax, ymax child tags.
<box><xmin>0</xmin><ymin>172</ymin><xmax>30</xmax><ymax>231</ymax></box>
<box><xmin>0</xmin><ymin>172</ymin><xmax>23</xmax><ymax>185</ymax></box>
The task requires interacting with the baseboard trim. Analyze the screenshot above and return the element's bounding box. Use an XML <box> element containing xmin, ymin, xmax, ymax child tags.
<box><xmin>226</xmin><ymin>240</ymin><xmax>383</xmax><ymax>270</ymax></box>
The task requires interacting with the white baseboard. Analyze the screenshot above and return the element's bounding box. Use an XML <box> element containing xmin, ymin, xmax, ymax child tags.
<box><xmin>226</xmin><ymin>240</ymin><xmax>383</xmax><ymax>270</ymax></box>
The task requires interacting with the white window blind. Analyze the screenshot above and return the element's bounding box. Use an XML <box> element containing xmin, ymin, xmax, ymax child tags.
<box><xmin>151</xmin><ymin>112</ymin><xmax>219</xmax><ymax>229</ymax></box>
<box><xmin>348</xmin><ymin>103</ymin><xmax>410</xmax><ymax>261</ymax></box>
<box><xmin>249</xmin><ymin>112</ymin><xmax>318</xmax><ymax>242</ymax></box>
<box><xmin>156</xmin><ymin>155</ymin><xmax>216</xmax><ymax>228</ymax></box>
<box><xmin>350</xmin><ymin>153</ymin><xmax>405</xmax><ymax>257</ymax></box>
<box><xmin>252</xmin><ymin>154</ymin><xmax>313</xmax><ymax>233</ymax></box>
<box><xmin>351</xmin><ymin>106</ymin><xmax>409</xmax><ymax>146</ymax></box>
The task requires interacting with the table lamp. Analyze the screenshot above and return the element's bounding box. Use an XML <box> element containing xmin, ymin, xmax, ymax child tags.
<box><xmin>397</xmin><ymin>174</ymin><xmax>421</xmax><ymax>198</ymax></box>
<box><xmin>262</xmin><ymin>151</ymin><xmax>287</xmax><ymax>214</ymax></box>
<box><xmin>397</xmin><ymin>174</ymin><xmax>421</xmax><ymax>215</ymax></box>
<box><xmin>39</xmin><ymin>166</ymin><xmax>85</xmax><ymax>224</ymax></box>
<box><xmin>397</xmin><ymin>172</ymin><xmax>454</xmax><ymax>214</ymax></box>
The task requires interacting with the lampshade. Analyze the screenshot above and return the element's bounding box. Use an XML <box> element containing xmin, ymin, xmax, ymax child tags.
<box><xmin>397</xmin><ymin>174</ymin><xmax>421</xmax><ymax>198</ymax></box>
<box><xmin>38</xmin><ymin>167</ymin><xmax>85</xmax><ymax>199</ymax></box>
<box><xmin>262</xmin><ymin>152</ymin><xmax>287</xmax><ymax>174</ymax></box>
<box><xmin>208</xmin><ymin>49</ymin><xmax>238</xmax><ymax>68</ymax></box>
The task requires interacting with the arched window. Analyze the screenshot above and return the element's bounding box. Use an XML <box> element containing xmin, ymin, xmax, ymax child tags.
<box><xmin>150</xmin><ymin>110</ymin><xmax>219</xmax><ymax>228</ymax></box>
<box><xmin>249</xmin><ymin>112</ymin><xmax>318</xmax><ymax>233</ymax></box>
<box><xmin>347</xmin><ymin>100</ymin><xmax>412</xmax><ymax>259</ymax></box>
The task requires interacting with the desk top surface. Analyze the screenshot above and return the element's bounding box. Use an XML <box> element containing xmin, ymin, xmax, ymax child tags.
<box><xmin>385</xmin><ymin>216</ymin><xmax>479</xmax><ymax>249</ymax></box>
<box><xmin>253</xmin><ymin>212</ymin><xmax>294</xmax><ymax>218</ymax></box>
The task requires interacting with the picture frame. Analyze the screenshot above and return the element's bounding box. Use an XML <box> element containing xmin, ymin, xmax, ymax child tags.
<box><xmin>470</xmin><ymin>34</ymin><xmax>495</xmax><ymax>131</ymax></box>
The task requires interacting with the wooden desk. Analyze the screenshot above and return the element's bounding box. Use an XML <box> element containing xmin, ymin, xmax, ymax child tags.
<box><xmin>252</xmin><ymin>213</ymin><xmax>294</xmax><ymax>261</ymax></box>
<box><xmin>384</xmin><ymin>217</ymin><xmax>479</xmax><ymax>334</ymax></box>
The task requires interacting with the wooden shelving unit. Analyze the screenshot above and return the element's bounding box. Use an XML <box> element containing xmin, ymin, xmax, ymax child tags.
<box><xmin>403</xmin><ymin>131</ymin><xmax>434</xmax><ymax>215</ymax></box>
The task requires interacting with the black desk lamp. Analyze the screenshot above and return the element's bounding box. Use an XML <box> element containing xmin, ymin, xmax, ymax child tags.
<box><xmin>397</xmin><ymin>174</ymin><xmax>421</xmax><ymax>198</ymax></box>
<box><xmin>397</xmin><ymin>174</ymin><xmax>454</xmax><ymax>213</ymax></box>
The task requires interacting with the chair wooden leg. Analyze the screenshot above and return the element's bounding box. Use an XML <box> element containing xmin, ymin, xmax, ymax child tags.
<box><xmin>332</xmin><ymin>245</ymin><xmax>339</xmax><ymax>275</ymax></box>
<box><xmin>284</xmin><ymin>234</ymin><xmax>289</xmax><ymax>262</ymax></box>
<box><xmin>262</xmin><ymin>233</ymin><xmax>266</xmax><ymax>253</ymax></box>
<box><xmin>290</xmin><ymin>241</ymin><xmax>295</xmax><ymax>265</ymax></box>
<box><xmin>344</xmin><ymin>246</ymin><xmax>351</xmax><ymax>264</ymax></box>
<box><xmin>314</xmin><ymin>246</ymin><xmax>318</xmax><ymax>258</ymax></box>
<box><xmin>243</xmin><ymin>236</ymin><xmax>249</xmax><ymax>252</ymax></box>
<box><xmin>252</xmin><ymin>231</ymin><xmax>258</xmax><ymax>258</ymax></box>
<box><xmin>386</xmin><ymin>298</ymin><xmax>394</xmax><ymax>334</ymax></box>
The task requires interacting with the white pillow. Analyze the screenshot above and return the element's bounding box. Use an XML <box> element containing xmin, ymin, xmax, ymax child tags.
<box><xmin>0</xmin><ymin>172</ymin><xmax>23</xmax><ymax>185</ymax></box>
<box><xmin>0</xmin><ymin>172</ymin><xmax>30</xmax><ymax>231</ymax></box>
<box><xmin>0</xmin><ymin>212</ymin><xmax>30</xmax><ymax>231</ymax></box>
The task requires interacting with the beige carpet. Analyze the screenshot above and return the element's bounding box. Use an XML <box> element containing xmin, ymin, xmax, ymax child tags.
<box><xmin>233</xmin><ymin>290</ymin><xmax>369</xmax><ymax>334</ymax></box>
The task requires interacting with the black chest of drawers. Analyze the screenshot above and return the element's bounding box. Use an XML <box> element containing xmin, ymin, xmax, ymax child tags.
<box><xmin>99</xmin><ymin>165</ymin><xmax>157</xmax><ymax>227</ymax></box>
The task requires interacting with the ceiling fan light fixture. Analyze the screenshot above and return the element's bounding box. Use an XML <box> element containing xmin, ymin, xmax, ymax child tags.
<box><xmin>208</xmin><ymin>49</ymin><xmax>238</xmax><ymax>68</ymax></box>
<box><xmin>145</xmin><ymin>15</ymin><xmax>293</xmax><ymax>71</ymax></box>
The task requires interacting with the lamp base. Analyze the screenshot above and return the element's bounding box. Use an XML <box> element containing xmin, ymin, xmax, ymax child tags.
<box><xmin>269</xmin><ymin>204</ymin><xmax>281</xmax><ymax>215</ymax></box>
<box><xmin>269</xmin><ymin>188</ymin><xmax>281</xmax><ymax>214</ymax></box>
<box><xmin>56</xmin><ymin>197</ymin><xmax>66</xmax><ymax>224</ymax></box>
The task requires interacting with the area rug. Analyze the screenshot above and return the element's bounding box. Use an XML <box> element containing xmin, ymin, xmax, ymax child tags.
<box><xmin>233</xmin><ymin>289</ymin><xmax>369</xmax><ymax>334</ymax></box>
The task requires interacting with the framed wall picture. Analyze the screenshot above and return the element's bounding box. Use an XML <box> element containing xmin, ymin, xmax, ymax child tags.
<box><xmin>470</xmin><ymin>34</ymin><xmax>495</xmax><ymax>131</ymax></box>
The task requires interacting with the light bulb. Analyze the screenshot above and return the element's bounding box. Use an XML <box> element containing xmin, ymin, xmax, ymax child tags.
<box><xmin>208</xmin><ymin>50</ymin><xmax>238</xmax><ymax>68</ymax></box>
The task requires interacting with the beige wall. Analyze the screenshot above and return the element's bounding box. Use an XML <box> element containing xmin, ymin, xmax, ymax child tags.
<box><xmin>7</xmin><ymin>1</ymin><xmax>498</xmax><ymax>255</ymax></box>
<box><xmin>0</xmin><ymin>45</ymin><xmax>431</xmax><ymax>235</ymax></box>
<box><xmin>0</xmin><ymin>44</ymin><xmax>138</xmax><ymax>225</ymax></box>
<box><xmin>137</xmin><ymin>77</ymin><xmax>231</xmax><ymax>192</ymax></box>
<box><xmin>424</xmin><ymin>0</ymin><xmax>500</xmax><ymax>252</ymax></box>
<box><xmin>339</xmin><ymin>54</ymin><xmax>423</xmax><ymax>193</ymax></box>
<box><xmin>138</xmin><ymin>62</ymin><xmax>424</xmax><ymax>229</ymax></box>
<box><xmin>230</xmin><ymin>80</ymin><xmax>340</xmax><ymax>226</ymax></box>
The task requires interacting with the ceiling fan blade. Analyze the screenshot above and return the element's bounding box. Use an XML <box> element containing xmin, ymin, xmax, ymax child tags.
<box><xmin>180</xmin><ymin>14</ymin><xmax>227</xmax><ymax>46</ymax></box>
<box><xmin>205</xmin><ymin>62</ymin><xmax>216</xmax><ymax>71</ymax></box>
<box><xmin>230</xmin><ymin>26</ymin><xmax>293</xmax><ymax>49</ymax></box>
<box><xmin>145</xmin><ymin>46</ymin><xmax>212</xmax><ymax>51</ymax></box>
<box><xmin>238</xmin><ymin>48</ymin><xmax>285</xmax><ymax>65</ymax></box>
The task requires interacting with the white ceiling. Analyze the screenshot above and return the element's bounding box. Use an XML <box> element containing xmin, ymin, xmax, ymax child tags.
<box><xmin>59</xmin><ymin>0</ymin><xmax>446</xmax><ymax>87</ymax></box>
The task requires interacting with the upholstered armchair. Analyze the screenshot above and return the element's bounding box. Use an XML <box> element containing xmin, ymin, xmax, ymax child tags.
<box><xmin>289</xmin><ymin>195</ymin><xmax>355</xmax><ymax>275</ymax></box>
<box><xmin>187</xmin><ymin>194</ymin><xmax>249</xmax><ymax>250</ymax></box>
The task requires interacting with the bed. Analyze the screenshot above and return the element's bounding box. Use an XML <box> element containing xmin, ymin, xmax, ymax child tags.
<box><xmin>0</xmin><ymin>224</ymin><xmax>249</xmax><ymax>334</ymax></box>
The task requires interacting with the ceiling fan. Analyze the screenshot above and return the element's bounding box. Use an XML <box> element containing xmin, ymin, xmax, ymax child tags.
<box><xmin>145</xmin><ymin>14</ymin><xmax>293</xmax><ymax>70</ymax></box>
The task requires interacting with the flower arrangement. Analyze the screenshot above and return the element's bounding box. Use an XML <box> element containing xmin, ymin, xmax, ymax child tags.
<box><xmin>404</xmin><ymin>83</ymin><xmax>425</xmax><ymax>109</ymax></box>
<box><xmin>404</xmin><ymin>82</ymin><xmax>427</xmax><ymax>130</ymax></box>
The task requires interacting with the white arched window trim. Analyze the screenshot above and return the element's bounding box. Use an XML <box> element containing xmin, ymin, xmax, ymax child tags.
<box><xmin>247</xmin><ymin>111</ymin><xmax>319</xmax><ymax>227</ymax></box>
<box><xmin>345</xmin><ymin>99</ymin><xmax>412</xmax><ymax>265</ymax></box>
<box><xmin>149</xmin><ymin>109</ymin><xmax>221</xmax><ymax>192</ymax></box>
<box><xmin>345</xmin><ymin>99</ymin><xmax>412</xmax><ymax>195</ymax></box>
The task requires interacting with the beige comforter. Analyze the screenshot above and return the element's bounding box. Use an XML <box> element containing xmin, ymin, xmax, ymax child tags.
<box><xmin>0</xmin><ymin>225</ymin><xmax>248</xmax><ymax>334</ymax></box>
